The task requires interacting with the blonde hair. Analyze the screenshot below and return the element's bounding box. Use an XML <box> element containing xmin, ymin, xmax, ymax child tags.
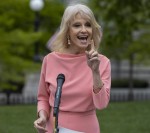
<box><xmin>50</xmin><ymin>4</ymin><xmax>102</xmax><ymax>52</ymax></box>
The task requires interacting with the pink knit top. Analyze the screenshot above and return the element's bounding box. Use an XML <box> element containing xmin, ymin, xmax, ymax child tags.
<box><xmin>37</xmin><ymin>51</ymin><xmax>111</xmax><ymax>133</ymax></box>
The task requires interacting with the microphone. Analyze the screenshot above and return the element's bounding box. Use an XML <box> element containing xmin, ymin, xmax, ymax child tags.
<box><xmin>53</xmin><ymin>74</ymin><xmax>65</xmax><ymax>116</ymax></box>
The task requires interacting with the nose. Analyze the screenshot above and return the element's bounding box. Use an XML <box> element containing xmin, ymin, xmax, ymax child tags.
<box><xmin>80</xmin><ymin>26</ymin><xmax>87</xmax><ymax>33</ymax></box>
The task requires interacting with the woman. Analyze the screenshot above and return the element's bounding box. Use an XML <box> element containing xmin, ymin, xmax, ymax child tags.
<box><xmin>34</xmin><ymin>4</ymin><xmax>111</xmax><ymax>133</ymax></box>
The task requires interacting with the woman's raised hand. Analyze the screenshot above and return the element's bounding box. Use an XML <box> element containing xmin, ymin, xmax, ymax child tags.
<box><xmin>85</xmin><ymin>40</ymin><xmax>100</xmax><ymax>72</ymax></box>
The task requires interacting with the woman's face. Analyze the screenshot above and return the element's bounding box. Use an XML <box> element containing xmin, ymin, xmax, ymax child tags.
<box><xmin>68</xmin><ymin>14</ymin><xmax>93</xmax><ymax>53</ymax></box>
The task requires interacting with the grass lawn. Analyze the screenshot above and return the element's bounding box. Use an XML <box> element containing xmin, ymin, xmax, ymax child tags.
<box><xmin>0</xmin><ymin>101</ymin><xmax>150</xmax><ymax>133</ymax></box>
<box><xmin>97</xmin><ymin>101</ymin><xmax>150</xmax><ymax>133</ymax></box>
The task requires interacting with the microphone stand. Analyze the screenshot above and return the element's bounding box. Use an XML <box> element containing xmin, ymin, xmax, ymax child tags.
<box><xmin>53</xmin><ymin>74</ymin><xmax>65</xmax><ymax>133</ymax></box>
<box><xmin>53</xmin><ymin>107</ymin><xmax>59</xmax><ymax>133</ymax></box>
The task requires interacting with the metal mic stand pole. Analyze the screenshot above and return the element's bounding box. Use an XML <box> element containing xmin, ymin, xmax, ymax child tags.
<box><xmin>53</xmin><ymin>107</ymin><xmax>59</xmax><ymax>133</ymax></box>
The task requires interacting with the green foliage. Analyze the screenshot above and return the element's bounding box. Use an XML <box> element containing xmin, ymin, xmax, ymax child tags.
<box><xmin>0</xmin><ymin>0</ymin><xmax>64</xmax><ymax>91</ymax></box>
<box><xmin>89</xmin><ymin>0</ymin><xmax>150</xmax><ymax>62</ymax></box>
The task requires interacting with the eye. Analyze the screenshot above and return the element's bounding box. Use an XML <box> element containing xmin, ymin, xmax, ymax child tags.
<box><xmin>73</xmin><ymin>23</ymin><xmax>81</xmax><ymax>27</ymax></box>
<box><xmin>85</xmin><ymin>22</ymin><xmax>91</xmax><ymax>27</ymax></box>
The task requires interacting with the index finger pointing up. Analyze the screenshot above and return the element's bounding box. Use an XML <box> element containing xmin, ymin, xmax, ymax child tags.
<box><xmin>90</xmin><ymin>40</ymin><xmax>95</xmax><ymax>51</ymax></box>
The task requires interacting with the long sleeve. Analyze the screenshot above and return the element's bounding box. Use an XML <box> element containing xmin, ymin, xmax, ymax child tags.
<box><xmin>92</xmin><ymin>60</ymin><xmax>111</xmax><ymax>110</ymax></box>
<box><xmin>37</xmin><ymin>56</ymin><xmax>50</xmax><ymax>117</ymax></box>
<box><xmin>36</xmin><ymin>52</ymin><xmax>111</xmax><ymax>114</ymax></box>
<box><xmin>35</xmin><ymin>52</ymin><xmax>111</xmax><ymax>133</ymax></box>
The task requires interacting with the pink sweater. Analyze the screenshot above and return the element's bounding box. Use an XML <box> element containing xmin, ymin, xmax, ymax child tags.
<box><xmin>37</xmin><ymin>52</ymin><xmax>111</xmax><ymax>133</ymax></box>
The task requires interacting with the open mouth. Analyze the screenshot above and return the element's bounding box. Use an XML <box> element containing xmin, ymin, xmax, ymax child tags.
<box><xmin>77</xmin><ymin>36</ymin><xmax>88</xmax><ymax>44</ymax></box>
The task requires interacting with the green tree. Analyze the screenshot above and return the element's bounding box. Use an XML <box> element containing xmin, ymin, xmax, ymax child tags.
<box><xmin>0</xmin><ymin>0</ymin><xmax>64</xmax><ymax>103</ymax></box>
<box><xmin>89</xmin><ymin>0</ymin><xmax>150</xmax><ymax>100</ymax></box>
<box><xmin>90</xmin><ymin>0</ymin><xmax>150</xmax><ymax>61</ymax></box>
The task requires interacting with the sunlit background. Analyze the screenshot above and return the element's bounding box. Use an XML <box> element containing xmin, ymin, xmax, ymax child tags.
<box><xmin>0</xmin><ymin>0</ymin><xmax>150</xmax><ymax>133</ymax></box>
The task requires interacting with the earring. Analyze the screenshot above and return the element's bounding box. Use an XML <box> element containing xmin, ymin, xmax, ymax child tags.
<box><xmin>67</xmin><ymin>36</ymin><xmax>71</xmax><ymax>45</ymax></box>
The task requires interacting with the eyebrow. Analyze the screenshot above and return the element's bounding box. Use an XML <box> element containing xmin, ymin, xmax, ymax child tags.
<box><xmin>72</xmin><ymin>20</ymin><xmax>91</xmax><ymax>24</ymax></box>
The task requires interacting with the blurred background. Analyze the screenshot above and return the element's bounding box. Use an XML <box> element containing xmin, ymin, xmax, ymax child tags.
<box><xmin>0</xmin><ymin>0</ymin><xmax>150</xmax><ymax>133</ymax></box>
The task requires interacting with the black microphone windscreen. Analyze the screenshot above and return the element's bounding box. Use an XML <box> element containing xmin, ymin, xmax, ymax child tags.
<box><xmin>57</xmin><ymin>73</ymin><xmax>65</xmax><ymax>81</ymax></box>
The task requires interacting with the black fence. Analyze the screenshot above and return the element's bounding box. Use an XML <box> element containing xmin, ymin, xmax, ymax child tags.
<box><xmin>110</xmin><ymin>89</ymin><xmax>150</xmax><ymax>102</ymax></box>
<box><xmin>0</xmin><ymin>89</ymin><xmax>150</xmax><ymax>105</ymax></box>
<box><xmin>0</xmin><ymin>94</ymin><xmax>37</xmax><ymax>105</ymax></box>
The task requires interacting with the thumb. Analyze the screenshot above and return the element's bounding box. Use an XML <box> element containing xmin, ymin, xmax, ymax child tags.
<box><xmin>37</xmin><ymin>118</ymin><xmax>45</xmax><ymax>125</ymax></box>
